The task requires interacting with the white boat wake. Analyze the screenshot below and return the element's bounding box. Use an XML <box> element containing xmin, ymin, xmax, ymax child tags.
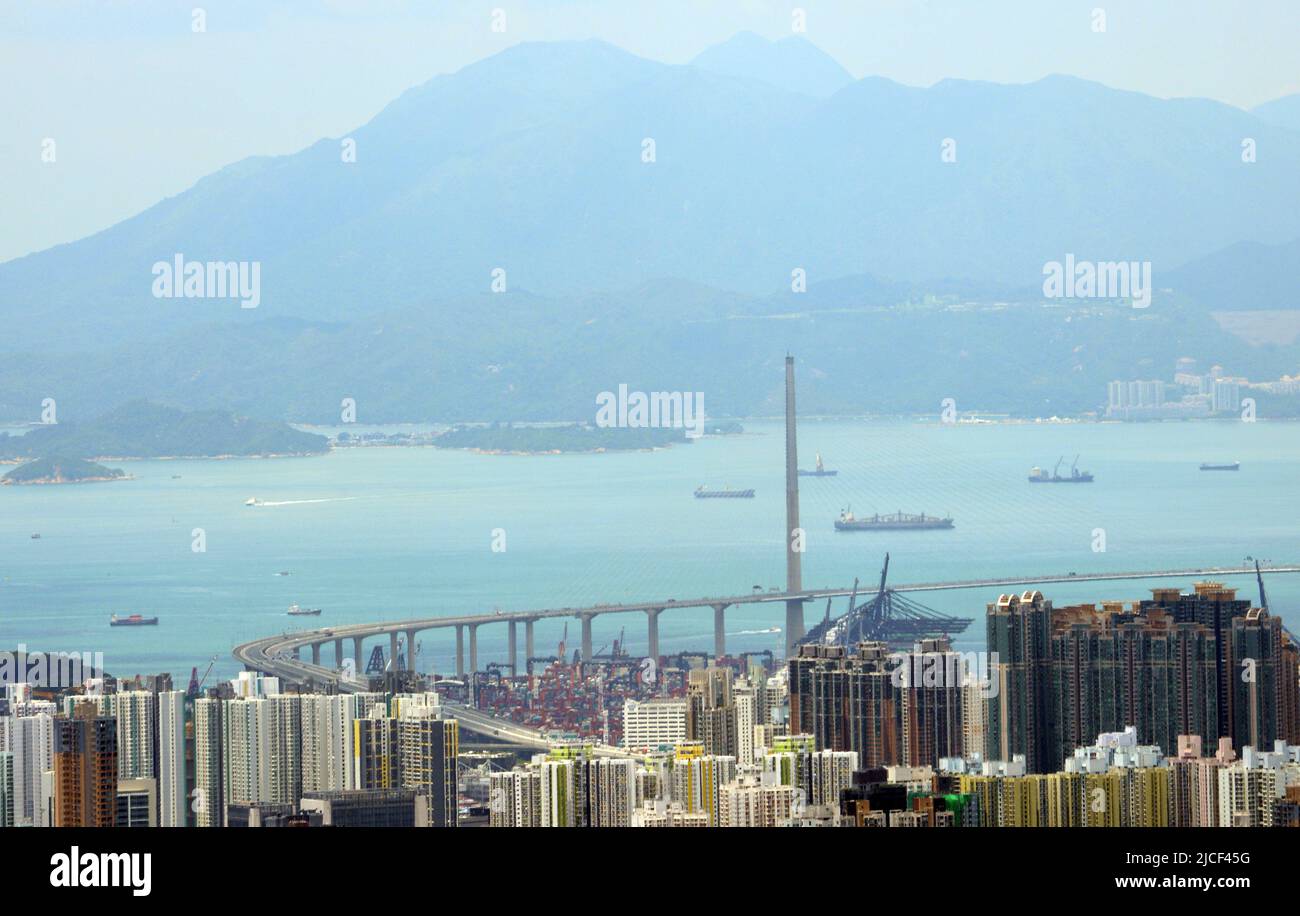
<box><xmin>246</xmin><ymin>497</ymin><xmax>357</xmax><ymax>507</ymax></box>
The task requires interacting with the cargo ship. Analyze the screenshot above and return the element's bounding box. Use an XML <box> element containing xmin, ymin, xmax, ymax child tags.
<box><xmin>287</xmin><ymin>604</ymin><xmax>322</xmax><ymax>616</ymax></box>
<box><xmin>835</xmin><ymin>508</ymin><xmax>954</xmax><ymax>531</ymax></box>
<box><xmin>1199</xmin><ymin>461</ymin><xmax>1240</xmax><ymax>471</ymax></box>
<box><xmin>1028</xmin><ymin>456</ymin><xmax>1093</xmax><ymax>483</ymax></box>
<box><xmin>695</xmin><ymin>485</ymin><xmax>755</xmax><ymax>499</ymax></box>
<box><xmin>110</xmin><ymin>614</ymin><xmax>159</xmax><ymax>627</ymax></box>
<box><xmin>798</xmin><ymin>453</ymin><xmax>838</xmax><ymax>477</ymax></box>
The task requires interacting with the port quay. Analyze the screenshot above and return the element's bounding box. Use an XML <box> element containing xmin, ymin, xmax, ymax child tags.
<box><xmin>234</xmin><ymin>358</ymin><xmax>1300</xmax><ymax>745</ymax></box>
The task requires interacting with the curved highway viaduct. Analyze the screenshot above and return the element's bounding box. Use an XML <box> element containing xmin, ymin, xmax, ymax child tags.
<box><xmin>235</xmin><ymin>563</ymin><xmax>1300</xmax><ymax>680</ymax></box>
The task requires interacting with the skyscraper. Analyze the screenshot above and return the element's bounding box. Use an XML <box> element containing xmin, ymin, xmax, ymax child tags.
<box><xmin>985</xmin><ymin>591</ymin><xmax>1058</xmax><ymax>773</ymax></box>
<box><xmin>193</xmin><ymin>697</ymin><xmax>225</xmax><ymax>827</ymax></box>
<box><xmin>223</xmin><ymin>696</ymin><xmax>273</xmax><ymax>808</ymax></box>
<box><xmin>8</xmin><ymin>704</ymin><xmax>55</xmax><ymax>826</ymax></box>
<box><xmin>354</xmin><ymin>706</ymin><xmax>400</xmax><ymax>790</ymax></box>
<box><xmin>897</xmin><ymin>638</ymin><xmax>965</xmax><ymax>767</ymax></box>
<box><xmin>158</xmin><ymin>690</ymin><xmax>188</xmax><ymax>828</ymax></box>
<box><xmin>788</xmin><ymin>642</ymin><xmax>898</xmax><ymax>767</ymax></box>
<box><xmin>397</xmin><ymin>706</ymin><xmax>459</xmax><ymax>827</ymax></box>
<box><xmin>301</xmin><ymin>693</ymin><xmax>359</xmax><ymax>793</ymax></box>
<box><xmin>0</xmin><ymin>751</ymin><xmax>13</xmax><ymax>828</ymax></box>
<box><xmin>53</xmin><ymin>704</ymin><xmax>118</xmax><ymax>827</ymax></box>
<box><xmin>686</xmin><ymin>667</ymin><xmax>737</xmax><ymax>757</ymax></box>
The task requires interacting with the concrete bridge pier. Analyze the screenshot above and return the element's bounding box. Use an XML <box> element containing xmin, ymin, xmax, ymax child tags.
<box><xmin>292</xmin><ymin>645</ymin><xmax>301</xmax><ymax>660</ymax></box>
<box><xmin>647</xmin><ymin>608</ymin><xmax>662</xmax><ymax>662</ymax></box>
<box><xmin>469</xmin><ymin>624</ymin><xmax>479</xmax><ymax>674</ymax></box>
<box><xmin>406</xmin><ymin>629</ymin><xmax>419</xmax><ymax>672</ymax></box>
<box><xmin>311</xmin><ymin>643</ymin><xmax>321</xmax><ymax>666</ymax></box>
<box><xmin>389</xmin><ymin>632</ymin><xmax>399</xmax><ymax>673</ymax></box>
<box><xmin>712</xmin><ymin>604</ymin><xmax>729</xmax><ymax>659</ymax></box>
<box><xmin>352</xmin><ymin>636</ymin><xmax>365</xmax><ymax>671</ymax></box>
<box><xmin>508</xmin><ymin>620</ymin><xmax>518</xmax><ymax>676</ymax></box>
<box><xmin>456</xmin><ymin>626</ymin><xmax>465</xmax><ymax>677</ymax></box>
<box><xmin>525</xmin><ymin>619</ymin><xmax>536</xmax><ymax>666</ymax></box>
<box><xmin>785</xmin><ymin>600</ymin><xmax>805</xmax><ymax>658</ymax></box>
<box><xmin>334</xmin><ymin>639</ymin><xmax>344</xmax><ymax>667</ymax></box>
<box><xmin>580</xmin><ymin>613</ymin><xmax>594</xmax><ymax>662</ymax></box>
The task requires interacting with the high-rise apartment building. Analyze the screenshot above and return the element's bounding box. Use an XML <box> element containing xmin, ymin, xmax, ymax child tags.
<box><xmin>193</xmin><ymin>696</ymin><xmax>225</xmax><ymax>827</ymax></box>
<box><xmin>354</xmin><ymin>707</ymin><xmax>400</xmax><ymax>790</ymax></box>
<box><xmin>719</xmin><ymin>777</ymin><xmax>798</xmax><ymax>827</ymax></box>
<box><xmin>397</xmin><ymin>706</ymin><xmax>458</xmax><ymax>827</ymax></box>
<box><xmin>987</xmin><ymin>584</ymin><xmax>1298</xmax><ymax>773</ymax></box>
<box><xmin>0</xmin><ymin>751</ymin><xmax>13</xmax><ymax>828</ymax></box>
<box><xmin>897</xmin><ymin>638</ymin><xmax>964</xmax><ymax>767</ymax></box>
<box><xmin>223</xmin><ymin>696</ymin><xmax>273</xmax><ymax>808</ymax></box>
<box><xmin>686</xmin><ymin>667</ymin><xmax>737</xmax><ymax>757</ymax></box>
<box><xmin>788</xmin><ymin>642</ymin><xmax>898</xmax><ymax>767</ymax></box>
<box><xmin>670</xmin><ymin>742</ymin><xmax>736</xmax><ymax>827</ymax></box>
<box><xmin>53</xmin><ymin>704</ymin><xmax>118</xmax><ymax>827</ymax></box>
<box><xmin>489</xmin><ymin>768</ymin><xmax>542</xmax><ymax>827</ymax></box>
<box><xmin>7</xmin><ymin>705</ymin><xmax>55</xmax><ymax>826</ymax></box>
<box><xmin>301</xmin><ymin>693</ymin><xmax>359</xmax><ymax>793</ymax></box>
<box><xmin>158</xmin><ymin>689</ymin><xmax>187</xmax><ymax>827</ymax></box>
<box><xmin>266</xmin><ymin>694</ymin><xmax>302</xmax><ymax>806</ymax></box>
<box><xmin>986</xmin><ymin>591</ymin><xmax>1053</xmax><ymax>773</ymax></box>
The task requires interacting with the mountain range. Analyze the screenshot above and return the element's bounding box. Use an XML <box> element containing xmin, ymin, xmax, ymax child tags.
<box><xmin>1</xmin><ymin>33</ymin><xmax>1297</xmax><ymax>423</ymax></box>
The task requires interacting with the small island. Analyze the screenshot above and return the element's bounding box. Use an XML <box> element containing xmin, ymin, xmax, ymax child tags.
<box><xmin>2</xmin><ymin>455</ymin><xmax>128</xmax><ymax>486</ymax></box>
<box><xmin>0</xmin><ymin>401</ymin><xmax>329</xmax><ymax>460</ymax></box>
<box><xmin>433</xmin><ymin>423</ymin><xmax>690</xmax><ymax>454</ymax></box>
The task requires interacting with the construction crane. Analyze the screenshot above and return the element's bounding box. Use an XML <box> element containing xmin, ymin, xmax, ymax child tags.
<box><xmin>188</xmin><ymin>655</ymin><xmax>219</xmax><ymax>697</ymax></box>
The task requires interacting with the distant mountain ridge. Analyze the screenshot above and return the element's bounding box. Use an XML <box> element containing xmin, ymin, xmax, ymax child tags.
<box><xmin>2</xmin><ymin>37</ymin><xmax>1298</xmax><ymax>355</ymax></box>
<box><xmin>690</xmin><ymin>31</ymin><xmax>854</xmax><ymax>97</ymax></box>
<box><xmin>1253</xmin><ymin>93</ymin><xmax>1300</xmax><ymax>131</ymax></box>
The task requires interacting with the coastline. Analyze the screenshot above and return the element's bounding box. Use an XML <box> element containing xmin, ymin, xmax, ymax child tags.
<box><xmin>2</xmin><ymin>473</ymin><xmax>134</xmax><ymax>486</ymax></box>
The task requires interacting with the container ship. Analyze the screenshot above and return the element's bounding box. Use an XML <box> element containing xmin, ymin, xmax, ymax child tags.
<box><xmin>110</xmin><ymin>614</ymin><xmax>159</xmax><ymax>627</ymax></box>
<box><xmin>287</xmin><ymin>604</ymin><xmax>323</xmax><ymax>616</ymax></box>
<box><xmin>1199</xmin><ymin>461</ymin><xmax>1240</xmax><ymax>471</ymax></box>
<box><xmin>798</xmin><ymin>453</ymin><xmax>838</xmax><ymax>477</ymax></box>
<box><xmin>835</xmin><ymin>508</ymin><xmax>954</xmax><ymax>531</ymax></box>
<box><xmin>695</xmin><ymin>485</ymin><xmax>755</xmax><ymax>498</ymax></box>
<box><xmin>1028</xmin><ymin>455</ymin><xmax>1093</xmax><ymax>483</ymax></box>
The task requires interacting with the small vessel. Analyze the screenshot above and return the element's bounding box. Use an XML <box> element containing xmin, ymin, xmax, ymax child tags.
<box><xmin>276</xmin><ymin>571</ymin><xmax>291</xmax><ymax>577</ymax></box>
<box><xmin>695</xmin><ymin>485</ymin><xmax>755</xmax><ymax>499</ymax></box>
<box><xmin>835</xmin><ymin>508</ymin><xmax>954</xmax><ymax>531</ymax></box>
<box><xmin>171</xmin><ymin>475</ymin><xmax>182</xmax><ymax>479</ymax></box>
<box><xmin>1028</xmin><ymin>455</ymin><xmax>1093</xmax><ymax>483</ymax></box>
<box><xmin>244</xmin><ymin>497</ymin><xmax>261</xmax><ymax>507</ymax></box>
<box><xmin>798</xmin><ymin>452</ymin><xmax>838</xmax><ymax>477</ymax></box>
<box><xmin>110</xmin><ymin>614</ymin><xmax>159</xmax><ymax>627</ymax></box>
<box><xmin>287</xmin><ymin>604</ymin><xmax>322</xmax><ymax>617</ymax></box>
<box><xmin>1199</xmin><ymin>461</ymin><xmax>1240</xmax><ymax>471</ymax></box>
<box><xmin>30</xmin><ymin>533</ymin><xmax>41</xmax><ymax>539</ymax></box>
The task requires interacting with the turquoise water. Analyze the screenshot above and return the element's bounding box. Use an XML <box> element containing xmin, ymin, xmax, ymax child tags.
<box><xmin>2</xmin><ymin>419</ymin><xmax>1298</xmax><ymax>681</ymax></box>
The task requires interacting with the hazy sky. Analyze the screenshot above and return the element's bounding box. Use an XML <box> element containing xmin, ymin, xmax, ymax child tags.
<box><xmin>2</xmin><ymin>0</ymin><xmax>1297</xmax><ymax>263</ymax></box>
